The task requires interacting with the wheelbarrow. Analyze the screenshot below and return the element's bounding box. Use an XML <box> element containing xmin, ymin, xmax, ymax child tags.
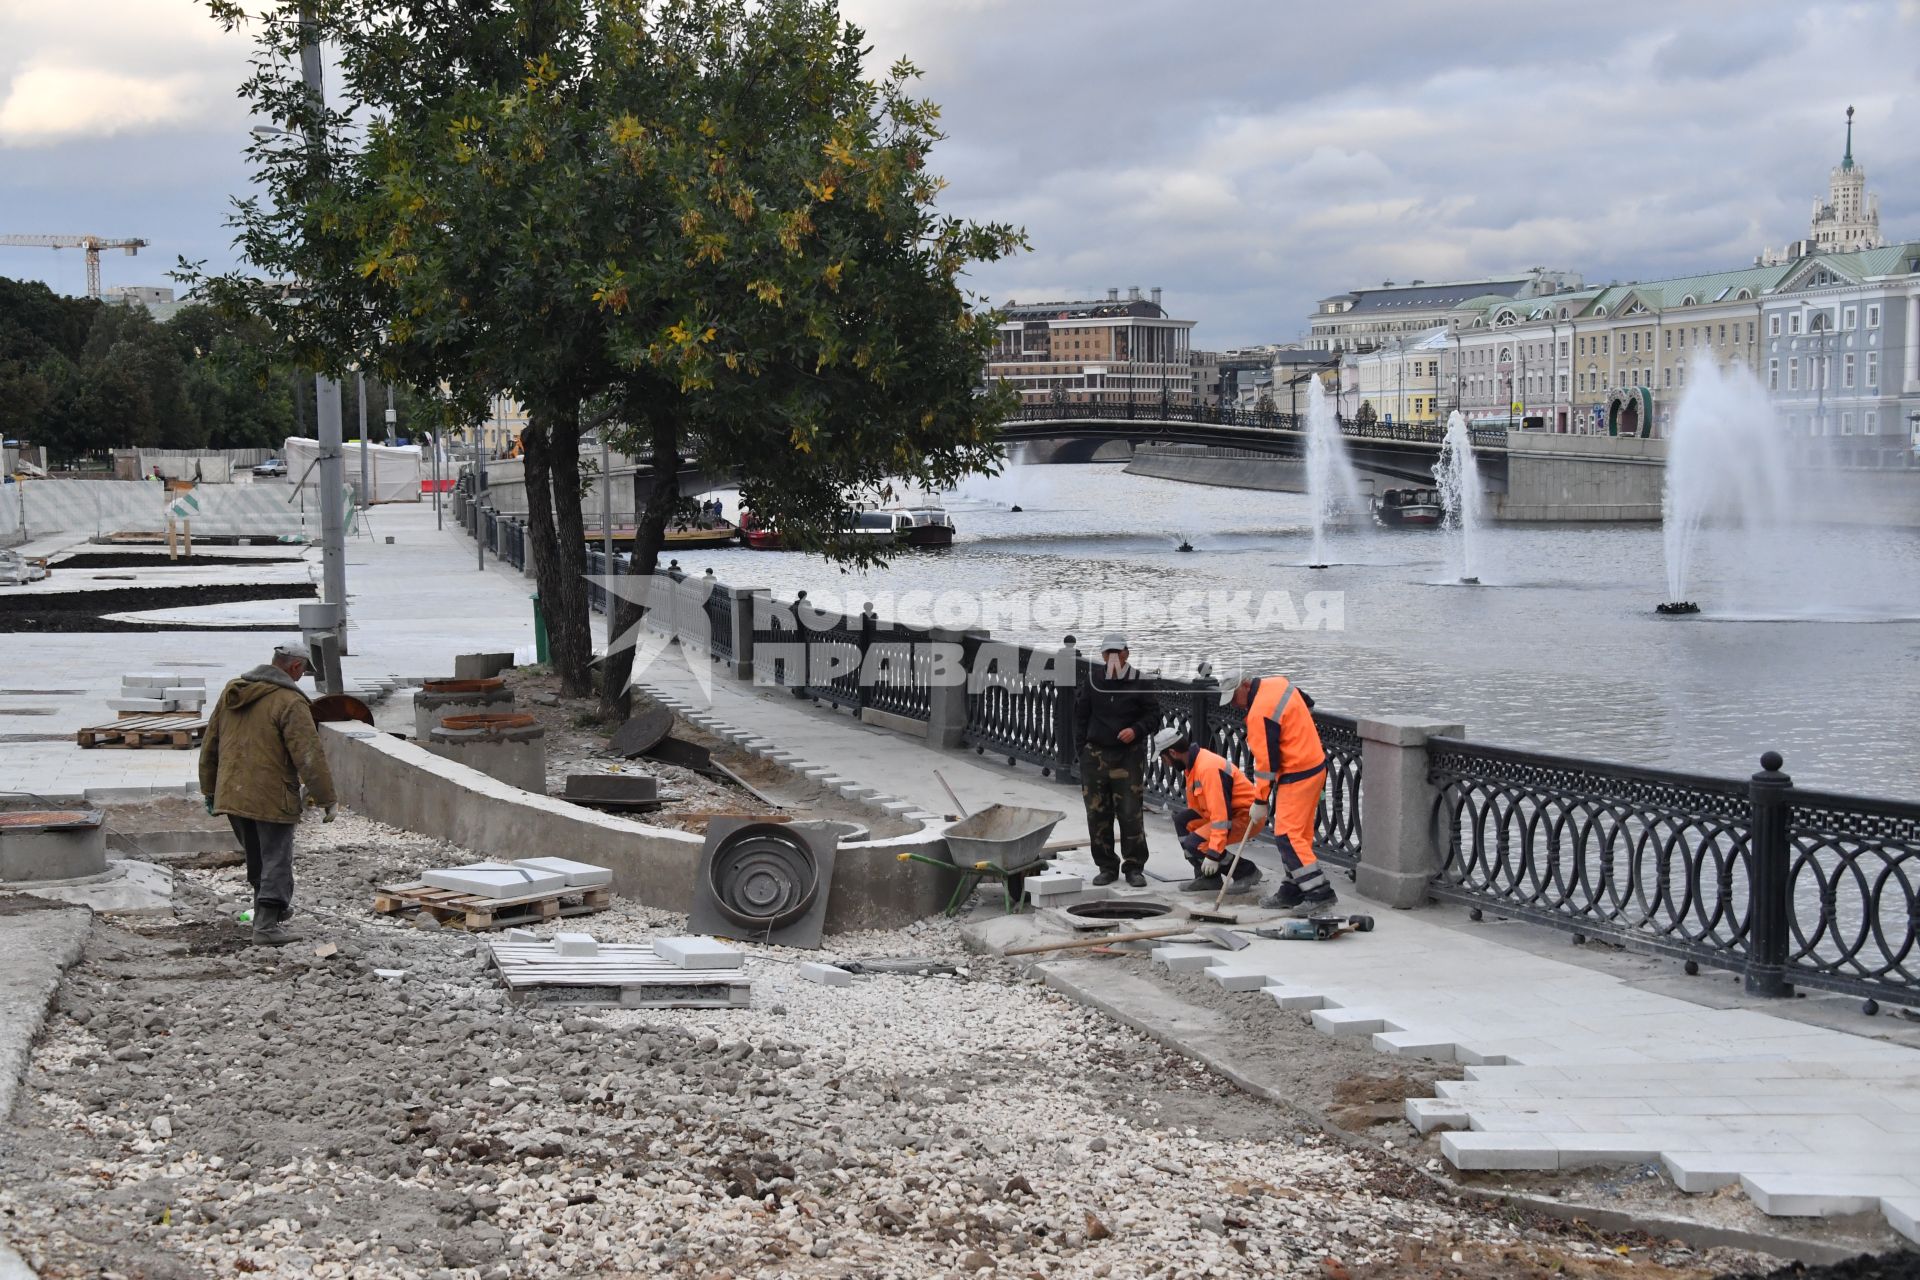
<box><xmin>897</xmin><ymin>803</ymin><xmax>1067</xmax><ymax>916</ymax></box>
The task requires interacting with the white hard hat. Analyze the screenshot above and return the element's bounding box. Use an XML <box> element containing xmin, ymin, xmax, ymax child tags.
<box><xmin>1147</xmin><ymin>727</ymin><xmax>1187</xmax><ymax>757</ymax></box>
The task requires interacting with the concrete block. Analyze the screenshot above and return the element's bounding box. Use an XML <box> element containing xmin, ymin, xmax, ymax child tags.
<box><xmin>799</xmin><ymin>961</ymin><xmax>853</xmax><ymax>987</ymax></box>
<box><xmin>1205</xmin><ymin>965</ymin><xmax>1273</xmax><ymax>993</ymax></box>
<box><xmin>1406</xmin><ymin>1097</ymin><xmax>1471</xmax><ymax>1133</ymax></box>
<box><xmin>108</xmin><ymin>697</ymin><xmax>175</xmax><ymax>713</ymax></box>
<box><xmin>1441</xmin><ymin>1131</ymin><xmax>1559</xmax><ymax>1172</ymax></box>
<box><xmin>504</xmin><ymin>928</ymin><xmax>542</xmax><ymax>942</ymax></box>
<box><xmin>160</xmin><ymin>687</ymin><xmax>204</xmax><ymax>703</ymax></box>
<box><xmin>421</xmin><ymin>861</ymin><xmax>568</xmax><ymax>899</ymax></box>
<box><xmin>511</xmin><ymin>855</ymin><xmax>613</xmax><ymax>888</ymax></box>
<box><xmin>1374</xmin><ymin>1030</ymin><xmax>1457</xmax><ymax>1061</ymax></box>
<box><xmin>553</xmin><ymin>932</ymin><xmax>598</xmax><ymax>957</ymax></box>
<box><xmin>453</xmin><ymin>652</ymin><xmax>514</xmax><ymax>679</ymax></box>
<box><xmin>122</xmin><ymin>672</ymin><xmax>178</xmax><ymax>688</ymax></box>
<box><xmin>1151</xmin><ymin>945</ymin><xmax>1221</xmax><ymax>973</ymax></box>
<box><xmin>1264</xmin><ymin>986</ymin><xmax>1327</xmax><ymax>1011</ymax></box>
<box><xmin>1883</xmin><ymin>1197</ymin><xmax>1920</xmax><ymax>1246</ymax></box>
<box><xmin>1025</xmin><ymin>872</ymin><xmax>1083</xmax><ymax>898</ymax></box>
<box><xmin>654</xmin><ymin>936</ymin><xmax>744</xmax><ymax>970</ymax></box>
<box><xmin>1542</xmin><ymin>1132</ymin><xmax>1664</xmax><ymax>1170</ymax></box>
<box><xmin>1660</xmin><ymin>1152</ymin><xmax>1749</xmax><ymax>1194</ymax></box>
<box><xmin>1740</xmin><ymin>1172</ymin><xmax>1901</xmax><ymax>1217</ymax></box>
<box><xmin>1311</xmin><ymin>1007</ymin><xmax>1392</xmax><ymax>1037</ymax></box>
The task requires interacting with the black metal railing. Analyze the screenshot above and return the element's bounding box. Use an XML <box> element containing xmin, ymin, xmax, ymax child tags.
<box><xmin>962</xmin><ymin>636</ymin><xmax>1077</xmax><ymax>777</ymax></box>
<box><xmin>703</xmin><ymin>588</ymin><xmax>734</xmax><ymax>661</ymax></box>
<box><xmin>1782</xmin><ymin>784</ymin><xmax>1920</xmax><ymax>1004</ymax></box>
<box><xmin>1428</xmin><ymin>741</ymin><xmax>1918</xmax><ymax>1007</ymax></box>
<box><xmin>862</xmin><ymin>624</ymin><xmax>935</xmax><ymax>723</ymax></box>
<box><xmin>1004</xmin><ymin>401</ymin><xmax>1508</xmax><ymax>448</ymax></box>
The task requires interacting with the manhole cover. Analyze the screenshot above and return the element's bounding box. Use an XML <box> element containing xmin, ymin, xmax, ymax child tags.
<box><xmin>1066</xmin><ymin>900</ymin><xmax>1172</xmax><ymax>922</ymax></box>
<box><xmin>0</xmin><ymin>810</ymin><xmax>102</xmax><ymax>831</ymax></box>
<box><xmin>707</xmin><ymin>823</ymin><xmax>822</xmax><ymax>929</ymax></box>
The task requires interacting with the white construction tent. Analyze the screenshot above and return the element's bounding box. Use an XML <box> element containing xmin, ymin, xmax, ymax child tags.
<box><xmin>282</xmin><ymin>437</ymin><xmax>424</xmax><ymax>504</ymax></box>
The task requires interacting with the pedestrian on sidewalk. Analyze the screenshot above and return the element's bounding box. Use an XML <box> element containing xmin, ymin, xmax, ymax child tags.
<box><xmin>1074</xmin><ymin>632</ymin><xmax>1157</xmax><ymax>888</ymax></box>
<box><xmin>198</xmin><ymin>641</ymin><xmax>337</xmax><ymax>946</ymax></box>
<box><xmin>1150</xmin><ymin>728</ymin><xmax>1263</xmax><ymax>894</ymax></box>
<box><xmin>1225</xmin><ymin>674</ymin><xmax>1338</xmax><ymax>917</ymax></box>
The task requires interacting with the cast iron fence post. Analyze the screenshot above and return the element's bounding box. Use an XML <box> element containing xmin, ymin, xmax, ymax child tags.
<box><xmin>1743</xmin><ymin>750</ymin><xmax>1795</xmax><ymax>998</ymax></box>
<box><xmin>856</xmin><ymin>604</ymin><xmax>876</xmax><ymax>715</ymax></box>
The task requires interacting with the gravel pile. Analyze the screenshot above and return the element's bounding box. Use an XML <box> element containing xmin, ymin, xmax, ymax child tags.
<box><xmin>0</xmin><ymin>813</ymin><xmax>1770</xmax><ymax>1279</ymax></box>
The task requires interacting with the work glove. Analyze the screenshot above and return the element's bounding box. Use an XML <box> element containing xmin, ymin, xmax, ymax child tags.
<box><xmin>1199</xmin><ymin>856</ymin><xmax>1222</xmax><ymax>877</ymax></box>
<box><xmin>322</xmin><ymin>804</ymin><xmax>338</xmax><ymax>824</ymax></box>
<box><xmin>203</xmin><ymin>794</ymin><xmax>215</xmax><ymax>816</ymax></box>
<box><xmin>1247</xmin><ymin>801</ymin><xmax>1270</xmax><ymax>830</ymax></box>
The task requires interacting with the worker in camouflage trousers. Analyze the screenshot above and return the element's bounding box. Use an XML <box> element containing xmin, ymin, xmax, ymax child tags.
<box><xmin>1073</xmin><ymin>633</ymin><xmax>1158</xmax><ymax>887</ymax></box>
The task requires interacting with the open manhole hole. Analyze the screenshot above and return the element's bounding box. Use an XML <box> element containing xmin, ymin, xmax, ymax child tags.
<box><xmin>1066</xmin><ymin>899</ymin><xmax>1172</xmax><ymax>922</ymax></box>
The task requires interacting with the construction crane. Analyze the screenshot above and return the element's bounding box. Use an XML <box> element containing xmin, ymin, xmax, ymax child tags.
<box><xmin>0</xmin><ymin>234</ymin><xmax>150</xmax><ymax>299</ymax></box>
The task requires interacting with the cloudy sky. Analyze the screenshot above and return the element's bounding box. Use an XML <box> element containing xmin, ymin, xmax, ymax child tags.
<box><xmin>2</xmin><ymin>0</ymin><xmax>1915</xmax><ymax>347</ymax></box>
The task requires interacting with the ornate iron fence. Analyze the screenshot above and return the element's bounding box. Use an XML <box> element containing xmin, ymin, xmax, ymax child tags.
<box><xmin>1428</xmin><ymin>741</ymin><xmax>1918</xmax><ymax>1007</ymax></box>
<box><xmin>703</xmin><ymin>589</ymin><xmax>734</xmax><ymax>661</ymax></box>
<box><xmin>962</xmin><ymin>637</ymin><xmax>1075</xmax><ymax>776</ymax></box>
<box><xmin>863</xmin><ymin>625</ymin><xmax>934</xmax><ymax>723</ymax></box>
<box><xmin>1783</xmin><ymin>785</ymin><xmax>1920</xmax><ymax>1005</ymax></box>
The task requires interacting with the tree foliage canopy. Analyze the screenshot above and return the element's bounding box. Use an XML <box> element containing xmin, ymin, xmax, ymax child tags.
<box><xmin>197</xmin><ymin>0</ymin><xmax>1024</xmax><ymax>702</ymax></box>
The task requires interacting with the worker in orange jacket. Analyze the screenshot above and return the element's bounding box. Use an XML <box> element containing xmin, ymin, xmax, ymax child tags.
<box><xmin>1151</xmin><ymin>729</ymin><xmax>1264</xmax><ymax>894</ymax></box>
<box><xmin>1226</xmin><ymin>674</ymin><xmax>1338</xmax><ymax>916</ymax></box>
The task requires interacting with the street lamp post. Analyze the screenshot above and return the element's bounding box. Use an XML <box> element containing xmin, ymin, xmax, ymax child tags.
<box><xmin>357</xmin><ymin>369</ymin><xmax>370</xmax><ymax>513</ymax></box>
<box><xmin>299</xmin><ymin>6</ymin><xmax>347</xmax><ymax>672</ymax></box>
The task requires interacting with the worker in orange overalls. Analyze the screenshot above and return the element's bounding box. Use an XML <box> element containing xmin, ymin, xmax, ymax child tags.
<box><xmin>1150</xmin><ymin>728</ymin><xmax>1264</xmax><ymax>894</ymax></box>
<box><xmin>1226</xmin><ymin>674</ymin><xmax>1338</xmax><ymax>917</ymax></box>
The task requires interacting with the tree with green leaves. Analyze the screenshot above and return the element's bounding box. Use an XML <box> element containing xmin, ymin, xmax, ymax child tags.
<box><xmin>195</xmin><ymin>0</ymin><xmax>1022</xmax><ymax>713</ymax></box>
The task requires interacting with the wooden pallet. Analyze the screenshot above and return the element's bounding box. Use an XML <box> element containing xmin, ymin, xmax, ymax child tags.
<box><xmin>76</xmin><ymin>714</ymin><xmax>209</xmax><ymax>750</ymax></box>
<box><xmin>485</xmin><ymin>940</ymin><xmax>751</xmax><ymax>1009</ymax></box>
<box><xmin>372</xmin><ymin>880</ymin><xmax>611</xmax><ymax>932</ymax></box>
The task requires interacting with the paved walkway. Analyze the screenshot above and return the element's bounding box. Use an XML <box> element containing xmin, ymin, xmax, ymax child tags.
<box><xmin>0</xmin><ymin>503</ymin><xmax>546</xmax><ymax>801</ymax></box>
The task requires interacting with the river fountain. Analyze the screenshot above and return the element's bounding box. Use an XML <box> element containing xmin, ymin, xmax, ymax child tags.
<box><xmin>1304</xmin><ymin>378</ymin><xmax>1364</xmax><ymax>567</ymax></box>
<box><xmin>1433</xmin><ymin>411</ymin><xmax>1484</xmax><ymax>583</ymax></box>
<box><xmin>1660</xmin><ymin>360</ymin><xmax>1791</xmax><ymax>614</ymax></box>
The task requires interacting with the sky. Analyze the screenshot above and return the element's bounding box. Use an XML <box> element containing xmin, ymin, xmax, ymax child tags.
<box><xmin>2</xmin><ymin>0</ymin><xmax>1915</xmax><ymax>349</ymax></box>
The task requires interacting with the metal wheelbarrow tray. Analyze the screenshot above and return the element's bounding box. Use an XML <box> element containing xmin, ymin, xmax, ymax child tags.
<box><xmin>942</xmin><ymin>804</ymin><xmax>1067</xmax><ymax>871</ymax></box>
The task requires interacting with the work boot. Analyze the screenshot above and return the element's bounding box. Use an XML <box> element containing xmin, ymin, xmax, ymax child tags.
<box><xmin>1226</xmin><ymin>863</ymin><xmax>1263</xmax><ymax>893</ymax></box>
<box><xmin>1260</xmin><ymin>880</ymin><xmax>1304</xmax><ymax>912</ymax></box>
<box><xmin>1285</xmin><ymin>885</ymin><xmax>1339</xmax><ymax>918</ymax></box>
<box><xmin>251</xmin><ymin>904</ymin><xmax>297</xmax><ymax>947</ymax></box>
<box><xmin>1124</xmin><ymin>871</ymin><xmax>1147</xmax><ymax>889</ymax></box>
<box><xmin>1090</xmin><ymin>869</ymin><xmax>1119</xmax><ymax>888</ymax></box>
<box><xmin>1179</xmin><ymin>873</ymin><xmax>1224</xmax><ymax>893</ymax></box>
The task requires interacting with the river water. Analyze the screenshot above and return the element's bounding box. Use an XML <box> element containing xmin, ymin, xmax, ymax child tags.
<box><xmin>676</xmin><ymin>465</ymin><xmax>1920</xmax><ymax>799</ymax></box>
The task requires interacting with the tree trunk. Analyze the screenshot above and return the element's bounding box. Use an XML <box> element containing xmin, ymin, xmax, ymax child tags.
<box><xmin>600</xmin><ymin>416</ymin><xmax>679</xmax><ymax>720</ymax></box>
<box><xmin>544</xmin><ymin>403</ymin><xmax>592</xmax><ymax>695</ymax></box>
<box><xmin>520</xmin><ymin>404</ymin><xmax>592</xmax><ymax>698</ymax></box>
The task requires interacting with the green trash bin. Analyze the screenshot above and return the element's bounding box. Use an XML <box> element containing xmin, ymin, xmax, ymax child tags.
<box><xmin>531</xmin><ymin>591</ymin><xmax>550</xmax><ymax>665</ymax></box>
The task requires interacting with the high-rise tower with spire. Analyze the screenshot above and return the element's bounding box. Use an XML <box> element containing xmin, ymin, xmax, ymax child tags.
<box><xmin>1808</xmin><ymin>105</ymin><xmax>1881</xmax><ymax>251</ymax></box>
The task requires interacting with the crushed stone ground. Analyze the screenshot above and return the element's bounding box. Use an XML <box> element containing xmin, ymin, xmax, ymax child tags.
<box><xmin>0</xmin><ymin>811</ymin><xmax>1789</xmax><ymax>1279</ymax></box>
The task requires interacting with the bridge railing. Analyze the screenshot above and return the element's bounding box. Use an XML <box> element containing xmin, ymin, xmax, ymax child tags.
<box><xmin>1004</xmin><ymin>401</ymin><xmax>1508</xmax><ymax>448</ymax></box>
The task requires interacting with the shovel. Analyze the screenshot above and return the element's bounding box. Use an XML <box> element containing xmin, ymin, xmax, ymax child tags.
<box><xmin>1003</xmin><ymin>922</ymin><xmax>1247</xmax><ymax>957</ymax></box>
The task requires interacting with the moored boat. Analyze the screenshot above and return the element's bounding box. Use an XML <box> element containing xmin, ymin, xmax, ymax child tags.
<box><xmin>883</xmin><ymin>504</ymin><xmax>956</xmax><ymax>548</ymax></box>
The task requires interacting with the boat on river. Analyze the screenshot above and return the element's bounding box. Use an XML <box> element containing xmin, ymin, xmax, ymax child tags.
<box><xmin>879</xmin><ymin>503</ymin><xmax>956</xmax><ymax>548</ymax></box>
<box><xmin>1372</xmin><ymin>487</ymin><xmax>1443</xmax><ymax>528</ymax></box>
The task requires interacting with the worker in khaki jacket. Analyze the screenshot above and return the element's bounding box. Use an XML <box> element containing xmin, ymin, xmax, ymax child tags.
<box><xmin>1151</xmin><ymin>729</ymin><xmax>1265</xmax><ymax>894</ymax></box>
<box><xmin>198</xmin><ymin>642</ymin><xmax>337</xmax><ymax>945</ymax></box>
<box><xmin>1226</xmin><ymin>674</ymin><xmax>1336</xmax><ymax>917</ymax></box>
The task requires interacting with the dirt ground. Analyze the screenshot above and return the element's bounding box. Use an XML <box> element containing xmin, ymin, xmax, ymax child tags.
<box><xmin>0</xmin><ymin>809</ymin><xmax>1795</xmax><ymax>1280</ymax></box>
<box><xmin>0</xmin><ymin>582</ymin><xmax>314</xmax><ymax>633</ymax></box>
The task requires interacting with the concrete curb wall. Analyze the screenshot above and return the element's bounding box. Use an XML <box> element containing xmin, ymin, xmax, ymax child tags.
<box><xmin>0</xmin><ymin>906</ymin><xmax>90</xmax><ymax>1122</ymax></box>
<box><xmin>318</xmin><ymin>724</ymin><xmax>961</xmax><ymax>932</ymax></box>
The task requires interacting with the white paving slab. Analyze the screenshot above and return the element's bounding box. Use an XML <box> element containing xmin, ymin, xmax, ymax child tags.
<box><xmin>654</xmin><ymin>936</ymin><xmax>744</xmax><ymax>970</ymax></box>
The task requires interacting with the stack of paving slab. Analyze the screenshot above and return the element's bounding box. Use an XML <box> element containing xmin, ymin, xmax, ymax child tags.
<box><xmin>108</xmin><ymin>673</ymin><xmax>207</xmax><ymax>716</ymax></box>
<box><xmin>423</xmin><ymin>856</ymin><xmax>610</xmax><ymax>899</ymax></box>
<box><xmin>484</xmin><ymin>931</ymin><xmax>748</xmax><ymax>1009</ymax></box>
